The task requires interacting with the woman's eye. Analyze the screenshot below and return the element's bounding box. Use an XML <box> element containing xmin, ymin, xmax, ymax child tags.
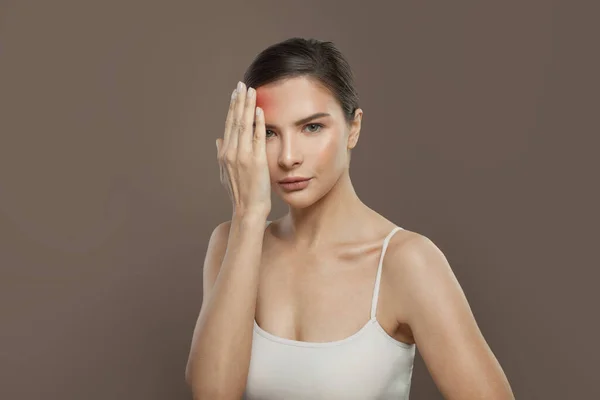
<box><xmin>264</xmin><ymin>124</ymin><xmax>323</xmax><ymax>138</ymax></box>
<box><xmin>305</xmin><ymin>123</ymin><xmax>323</xmax><ymax>133</ymax></box>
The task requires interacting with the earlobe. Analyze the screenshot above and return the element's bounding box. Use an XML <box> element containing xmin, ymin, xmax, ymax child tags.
<box><xmin>348</xmin><ymin>109</ymin><xmax>362</xmax><ymax>150</ymax></box>
<box><xmin>348</xmin><ymin>129</ymin><xmax>359</xmax><ymax>149</ymax></box>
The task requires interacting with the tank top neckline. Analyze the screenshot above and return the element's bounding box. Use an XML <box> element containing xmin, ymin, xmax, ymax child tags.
<box><xmin>254</xmin><ymin>222</ymin><xmax>413</xmax><ymax>349</ymax></box>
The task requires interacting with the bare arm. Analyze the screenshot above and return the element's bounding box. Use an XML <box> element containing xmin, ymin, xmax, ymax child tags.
<box><xmin>185</xmin><ymin>213</ymin><xmax>267</xmax><ymax>399</ymax></box>
<box><xmin>186</xmin><ymin>80</ymin><xmax>270</xmax><ymax>398</ymax></box>
<box><xmin>390</xmin><ymin>234</ymin><xmax>515</xmax><ymax>399</ymax></box>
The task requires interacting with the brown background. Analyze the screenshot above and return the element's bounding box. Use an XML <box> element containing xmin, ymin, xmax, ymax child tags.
<box><xmin>1</xmin><ymin>1</ymin><xmax>598</xmax><ymax>399</ymax></box>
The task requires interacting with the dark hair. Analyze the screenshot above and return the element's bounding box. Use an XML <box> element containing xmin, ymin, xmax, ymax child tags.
<box><xmin>243</xmin><ymin>37</ymin><xmax>360</xmax><ymax>127</ymax></box>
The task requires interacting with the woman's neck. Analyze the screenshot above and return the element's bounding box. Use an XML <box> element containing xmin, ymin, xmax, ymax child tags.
<box><xmin>282</xmin><ymin>171</ymin><xmax>370</xmax><ymax>250</ymax></box>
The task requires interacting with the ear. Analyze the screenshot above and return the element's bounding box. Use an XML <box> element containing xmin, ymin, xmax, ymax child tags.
<box><xmin>347</xmin><ymin>108</ymin><xmax>363</xmax><ymax>150</ymax></box>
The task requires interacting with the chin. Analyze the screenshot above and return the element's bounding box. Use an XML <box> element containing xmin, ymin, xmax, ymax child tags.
<box><xmin>275</xmin><ymin>187</ymin><xmax>317</xmax><ymax>209</ymax></box>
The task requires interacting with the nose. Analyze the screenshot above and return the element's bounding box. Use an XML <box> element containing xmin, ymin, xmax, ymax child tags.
<box><xmin>277</xmin><ymin>134</ymin><xmax>303</xmax><ymax>169</ymax></box>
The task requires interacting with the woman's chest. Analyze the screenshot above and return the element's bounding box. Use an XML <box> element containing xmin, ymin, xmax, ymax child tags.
<box><xmin>254</xmin><ymin>240</ymin><xmax>411</xmax><ymax>344</ymax></box>
<box><xmin>245</xmin><ymin>326</ymin><xmax>415</xmax><ymax>400</ymax></box>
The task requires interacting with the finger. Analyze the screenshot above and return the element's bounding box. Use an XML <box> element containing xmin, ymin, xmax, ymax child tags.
<box><xmin>222</xmin><ymin>87</ymin><xmax>238</xmax><ymax>150</ymax></box>
<box><xmin>238</xmin><ymin>86</ymin><xmax>256</xmax><ymax>154</ymax></box>
<box><xmin>231</xmin><ymin>81</ymin><xmax>247</xmax><ymax>153</ymax></box>
<box><xmin>252</xmin><ymin>106</ymin><xmax>267</xmax><ymax>157</ymax></box>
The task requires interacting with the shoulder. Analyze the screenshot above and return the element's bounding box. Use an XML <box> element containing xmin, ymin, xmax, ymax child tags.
<box><xmin>383</xmin><ymin>229</ymin><xmax>515</xmax><ymax>398</ymax></box>
<box><xmin>385</xmin><ymin>229</ymin><xmax>448</xmax><ymax>274</ymax></box>
<box><xmin>200</xmin><ymin>220</ymin><xmax>239</xmax><ymax>302</ymax></box>
<box><xmin>204</xmin><ymin>218</ymin><xmax>271</xmax><ymax>273</ymax></box>
<box><xmin>208</xmin><ymin>220</ymin><xmax>233</xmax><ymax>253</ymax></box>
<box><xmin>383</xmin><ymin>229</ymin><xmax>460</xmax><ymax>317</ymax></box>
<box><xmin>201</xmin><ymin>218</ymin><xmax>270</xmax><ymax>300</ymax></box>
<box><xmin>209</xmin><ymin>217</ymin><xmax>271</xmax><ymax>248</ymax></box>
<box><xmin>202</xmin><ymin>220</ymin><xmax>232</xmax><ymax>277</ymax></box>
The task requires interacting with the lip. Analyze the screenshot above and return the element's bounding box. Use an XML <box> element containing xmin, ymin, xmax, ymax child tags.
<box><xmin>278</xmin><ymin>176</ymin><xmax>311</xmax><ymax>183</ymax></box>
<box><xmin>278</xmin><ymin>177</ymin><xmax>312</xmax><ymax>191</ymax></box>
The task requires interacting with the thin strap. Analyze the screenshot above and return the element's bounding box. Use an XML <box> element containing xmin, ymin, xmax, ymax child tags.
<box><xmin>370</xmin><ymin>226</ymin><xmax>404</xmax><ymax>320</ymax></box>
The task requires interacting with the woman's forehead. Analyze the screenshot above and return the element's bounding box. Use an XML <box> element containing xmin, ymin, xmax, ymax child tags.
<box><xmin>255</xmin><ymin>78</ymin><xmax>335</xmax><ymax>116</ymax></box>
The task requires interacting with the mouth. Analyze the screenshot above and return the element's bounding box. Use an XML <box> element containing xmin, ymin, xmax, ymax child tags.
<box><xmin>278</xmin><ymin>177</ymin><xmax>312</xmax><ymax>191</ymax></box>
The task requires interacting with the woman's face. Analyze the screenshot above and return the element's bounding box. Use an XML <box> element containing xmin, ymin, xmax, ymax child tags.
<box><xmin>255</xmin><ymin>76</ymin><xmax>361</xmax><ymax>209</ymax></box>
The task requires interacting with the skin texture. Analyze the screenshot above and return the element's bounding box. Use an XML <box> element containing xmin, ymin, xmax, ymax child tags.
<box><xmin>256</xmin><ymin>77</ymin><xmax>358</xmax><ymax>218</ymax></box>
<box><xmin>247</xmin><ymin>76</ymin><xmax>514</xmax><ymax>399</ymax></box>
<box><xmin>254</xmin><ymin>76</ymin><xmax>366</xmax><ymax>249</ymax></box>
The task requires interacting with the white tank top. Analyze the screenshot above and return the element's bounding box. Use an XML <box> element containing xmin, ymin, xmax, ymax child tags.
<box><xmin>243</xmin><ymin>222</ymin><xmax>416</xmax><ymax>399</ymax></box>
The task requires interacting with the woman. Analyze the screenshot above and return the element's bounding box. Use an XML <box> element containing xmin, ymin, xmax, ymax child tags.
<box><xmin>186</xmin><ymin>37</ymin><xmax>514</xmax><ymax>399</ymax></box>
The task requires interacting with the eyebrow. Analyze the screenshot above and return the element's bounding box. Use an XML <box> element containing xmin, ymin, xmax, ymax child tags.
<box><xmin>264</xmin><ymin>112</ymin><xmax>331</xmax><ymax>130</ymax></box>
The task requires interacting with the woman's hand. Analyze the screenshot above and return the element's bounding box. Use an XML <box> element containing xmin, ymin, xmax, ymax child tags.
<box><xmin>216</xmin><ymin>81</ymin><xmax>271</xmax><ymax>219</ymax></box>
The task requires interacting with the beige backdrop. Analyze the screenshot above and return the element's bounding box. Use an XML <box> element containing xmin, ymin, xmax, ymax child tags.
<box><xmin>1</xmin><ymin>1</ymin><xmax>598</xmax><ymax>399</ymax></box>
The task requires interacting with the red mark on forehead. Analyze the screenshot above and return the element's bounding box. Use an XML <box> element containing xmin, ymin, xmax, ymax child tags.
<box><xmin>255</xmin><ymin>88</ymin><xmax>274</xmax><ymax>114</ymax></box>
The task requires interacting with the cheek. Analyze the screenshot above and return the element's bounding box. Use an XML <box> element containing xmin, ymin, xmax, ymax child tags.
<box><xmin>312</xmin><ymin>131</ymin><xmax>346</xmax><ymax>170</ymax></box>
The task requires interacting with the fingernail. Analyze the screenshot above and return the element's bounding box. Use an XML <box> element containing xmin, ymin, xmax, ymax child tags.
<box><xmin>247</xmin><ymin>87</ymin><xmax>255</xmax><ymax>98</ymax></box>
<box><xmin>237</xmin><ymin>81</ymin><xmax>244</xmax><ymax>92</ymax></box>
